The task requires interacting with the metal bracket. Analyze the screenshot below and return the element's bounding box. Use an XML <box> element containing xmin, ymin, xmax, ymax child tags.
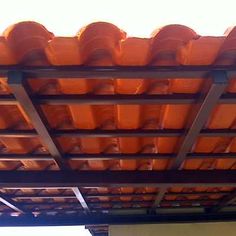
<box><xmin>211</xmin><ymin>70</ymin><xmax>229</xmax><ymax>84</ymax></box>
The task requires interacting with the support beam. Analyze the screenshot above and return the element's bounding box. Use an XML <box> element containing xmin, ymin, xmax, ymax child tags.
<box><xmin>169</xmin><ymin>71</ymin><xmax>228</xmax><ymax>170</ymax></box>
<box><xmin>207</xmin><ymin>191</ymin><xmax>236</xmax><ymax>213</ymax></box>
<box><xmin>85</xmin><ymin>191</ymin><xmax>231</xmax><ymax>199</ymax></box>
<box><xmin>0</xmin><ymin>95</ymin><xmax>17</xmax><ymax>105</ymax></box>
<box><xmin>0</xmin><ymin>170</ymin><xmax>234</xmax><ymax>188</ymax></box>
<box><xmin>72</xmin><ymin>187</ymin><xmax>90</xmax><ymax>213</ymax></box>
<box><xmin>89</xmin><ymin>199</ymin><xmax>218</xmax><ymax>207</ymax></box>
<box><xmin>0</xmin><ymin>65</ymin><xmax>236</xmax><ymax>79</ymax></box>
<box><xmin>5</xmin><ymin>204</ymin><xmax>204</xmax><ymax>213</ymax></box>
<box><xmin>0</xmin><ymin>153</ymin><xmax>54</xmax><ymax>161</ymax></box>
<box><xmin>52</xmin><ymin>128</ymin><xmax>236</xmax><ymax>138</ymax></box>
<box><xmin>12</xmin><ymin>205</ymin><xmax>215</xmax><ymax>213</ymax></box>
<box><xmin>0</xmin><ymin>212</ymin><xmax>236</xmax><ymax>226</ymax></box>
<box><xmin>53</xmin><ymin>128</ymin><xmax>183</xmax><ymax>137</ymax></box>
<box><xmin>33</xmin><ymin>93</ymin><xmax>236</xmax><ymax>105</ymax></box>
<box><xmin>150</xmin><ymin>188</ymin><xmax>167</xmax><ymax>211</ymax></box>
<box><xmin>35</xmin><ymin>94</ymin><xmax>199</xmax><ymax>105</ymax></box>
<box><xmin>0</xmin><ymin>129</ymin><xmax>37</xmax><ymax>138</ymax></box>
<box><xmin>8</xmin><ymin>71</ymin><xmax>68</xmax><ymax>170</ymax></box>
<box><xmin>8</xmin><ymin>70</ymin><xmax>89</xmax><ymax>213</ymax></box>
<box><xmin>19</xmin><ymin>199</ymin><xmax>219</xmax><ymax>208</ymax></box>
<box><xmin>4</xmin><ymin>190</ymin><xmax>230</xmax><ymax>200</ymax></box>
<box><xmin>2</xmin><ymin>128</ymin><xmax>236</xmax><ymax>138</ymax></box>
<box><xmin>1</xmin><ymin>93</ymin><xmax>236</xmax><ymax>105</ymax></box>
<box><xmin>152</xmin><ymin>71</ymin><xmax>228</xmax><ymax>210</ymax></box>
<box><xmin>0</xmin><ymin>152</ymin><xmax>236</xmax><ymax>161</ymax></box>
<box><xmin>0</xmin><ymin>194</ymin><xmax>24</xmax><ymax>213</ymax></box>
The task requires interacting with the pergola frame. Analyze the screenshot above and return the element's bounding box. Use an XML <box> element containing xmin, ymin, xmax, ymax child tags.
<box><xmin>0</xmin><ymin>65</ymin><xmax>234</xmax><ymax>230</ymax></box>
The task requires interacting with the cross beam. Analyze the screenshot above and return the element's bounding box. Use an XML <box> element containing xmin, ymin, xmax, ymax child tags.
<box><xmin>0</xmin><ymin>170</ymin><xmax>234</xmax><ymax>188</ymax></box>
<box><xmin>0</xmin><ymin>212</ymin><xmax>236</xmax><ymax>226</ymax></box>
<box><xmin>1</xmin><ymin>93</ymin><xmax>236</xmax><ymax>105</ymax></box>
<box><xmin>0</xmin><ymin>65</ymin><xmax>235</xmax><ymax>78</ymax></box>
<box><xmin>0</xmin><ymin>152</ymin><xmax>235</xmax><ymax>161</ymax></box>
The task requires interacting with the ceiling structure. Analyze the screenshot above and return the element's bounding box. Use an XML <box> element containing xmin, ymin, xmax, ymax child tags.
<box><xmin>0</xmin><ymin>21</ymin><xmax>236</xmax><ymax>235</ymax></box>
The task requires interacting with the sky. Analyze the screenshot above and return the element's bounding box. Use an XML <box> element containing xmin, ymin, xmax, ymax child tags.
<box><xmin>0</xmin><ymin>226</ymin><xmax>91</xmax><ymax>236</ymax></box>
<box><xmin>0</xmin><ymin>0</ymin><xmax>236</xmax><ymax>235</ymax></box>
<box><xmin>0</xmin><ymin>0</ymin><xmax>236</xmax><ymax>37</ymax></box>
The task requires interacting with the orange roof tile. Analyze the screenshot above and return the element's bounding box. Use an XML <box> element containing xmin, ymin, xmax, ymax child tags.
<box><xmin>0</xmin><ymin>21</ymin><xmax>235</xmax><ymax>232</ymax></box>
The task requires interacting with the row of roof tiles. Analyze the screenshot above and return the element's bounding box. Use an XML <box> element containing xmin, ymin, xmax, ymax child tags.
<box><xmin>0</xmin><ymin>21</ymin><xmax>236</xmax><ymax>67</ymax></box>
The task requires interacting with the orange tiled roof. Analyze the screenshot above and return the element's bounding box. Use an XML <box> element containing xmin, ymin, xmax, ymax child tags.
<box><xmin>0</xmin><ymin>21</ymin><xmax>235</xmax><ymax>170</ymax></box>
<box><xmin>0</xmin><ymin>21</ymin><xmax>236</xmax><ymax>233</ymax></box>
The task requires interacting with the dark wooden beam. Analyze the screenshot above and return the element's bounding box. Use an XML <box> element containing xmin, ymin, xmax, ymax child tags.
<box><xmin>88</xmin><ymin>199</ymin><xmax>219</xmax><ymax>206</ymax></box>
<box><xmin>0</xmin><ymin>152</ymin><xmax>236</xmax><ymax>161</ymax></box>
<box><xmin>0</xmin><ymin>212</ymin><xmax>236</xmax><ymax>226</ymax></box>
<box><xmin>8</xmin><ymin>70</ymin><xmax>89</xmax><ymax>213</ymax></box>
<box><xmin>90</xmin><ymin>205</ymin><xmax>216</xmax><ymax>211</ymax></box>
<box><xmin>220</xmin><ymin>93</ymin><xmax>236</xmax><ymax>104</ymax></box>
<box><xmin>187</xmin><ymin>152</ymin><xmax>236</xmax><ymax>159</ymax></box>
<box><xmin>1</xmin><ymin>93</ymin><xmax>236</xmax><ymax>105</ymax></box>
<box><xmin>0</xmin><ymin>153</ymin><xmax>54</xmax><ymax>161</ymax></box>
<box><xmin>5</xmin><ymin>190</ymin><xmax>230</xmax><ymax>200</ymax></box>
<box><xmin>5</xmin><ymin>205</ymin><xmax>211</xmax><ymax>213</ymax></box>
<box><xmin>1</xmin><ymin>128</ymin><xmax>236</xmax><ymax>138</ymax></box>
<box><xmin>0</xmin><ymin>204</ymin><xmax>213</xmax><ymax>213</ymax></box>
<box><xmin>34</xmin><ymin>94</ymin><xmax>199</xmax><ymax>105</ymax></box>
<box><xmin>0</xmin><ymin>170</ymin><xmax>235</xmax><ymax>188</ymax></box>
<box><xmin>0</xmin><ymin>94</ymin><xmax>17</xmax><ymax>105</ymax></box>
<box><xmin>13</xmin><ymin>193</ymin><xmax>76</xmax><ymax>199</ymax></box>
<box><xmin>0</xmin><ymin>129</ymin><xmax>37</xmax><ymax>138</ymax></box>
<box><xmin>85</xmin><ymin>191</ymin><xmax>230</xmax><ymax>199</ymax></box>
<box><xmin>0</xmin><ymin>65</ymin><xmax>235</xmax><ymax>78</ymax></box>
<box><xmin>33</xmin><ymin>93</ymin><xmax>236</xmax><ymax>105</ymax></box>
<box><xmin>53</xmin><ymin>128</ymin><xmax>236</xmax><ymax>138</ymax></box>
<box><xmin>53</xmin><ymin>128</ymin><xmax>182</xmax><ymax>137</ymax></box>
<box><xmin>19</xmin><ymin>199</ymin><xmax>219</xmax><ymax>209</ymax></box>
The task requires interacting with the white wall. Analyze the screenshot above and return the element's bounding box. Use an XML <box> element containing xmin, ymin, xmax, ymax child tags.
<box><xmin>110</xmin><ymin>222</ymin><xmax>236</xmax><ymax>236</ymax></box>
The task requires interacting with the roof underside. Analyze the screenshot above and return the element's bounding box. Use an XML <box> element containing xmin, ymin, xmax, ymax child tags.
<box><xmin>0</xmin><ymin>21</ymin><xmax>236</xmax><ymax>235</ymax></box>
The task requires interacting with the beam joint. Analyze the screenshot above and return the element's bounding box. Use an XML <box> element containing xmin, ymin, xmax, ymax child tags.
<box><xmin>169</xmin><ymin>70</ymin><xmax>228</xmax><ymax>170</ymax></box>
<box><xmin>8</xmin><ymin>70</ymin><xmax>89</xmax><ymax>213</ymax></box>
<box><xmin>152</xmin><ymin>71</ymin><xmax>228</xmax><ymax>210</ymax></box>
